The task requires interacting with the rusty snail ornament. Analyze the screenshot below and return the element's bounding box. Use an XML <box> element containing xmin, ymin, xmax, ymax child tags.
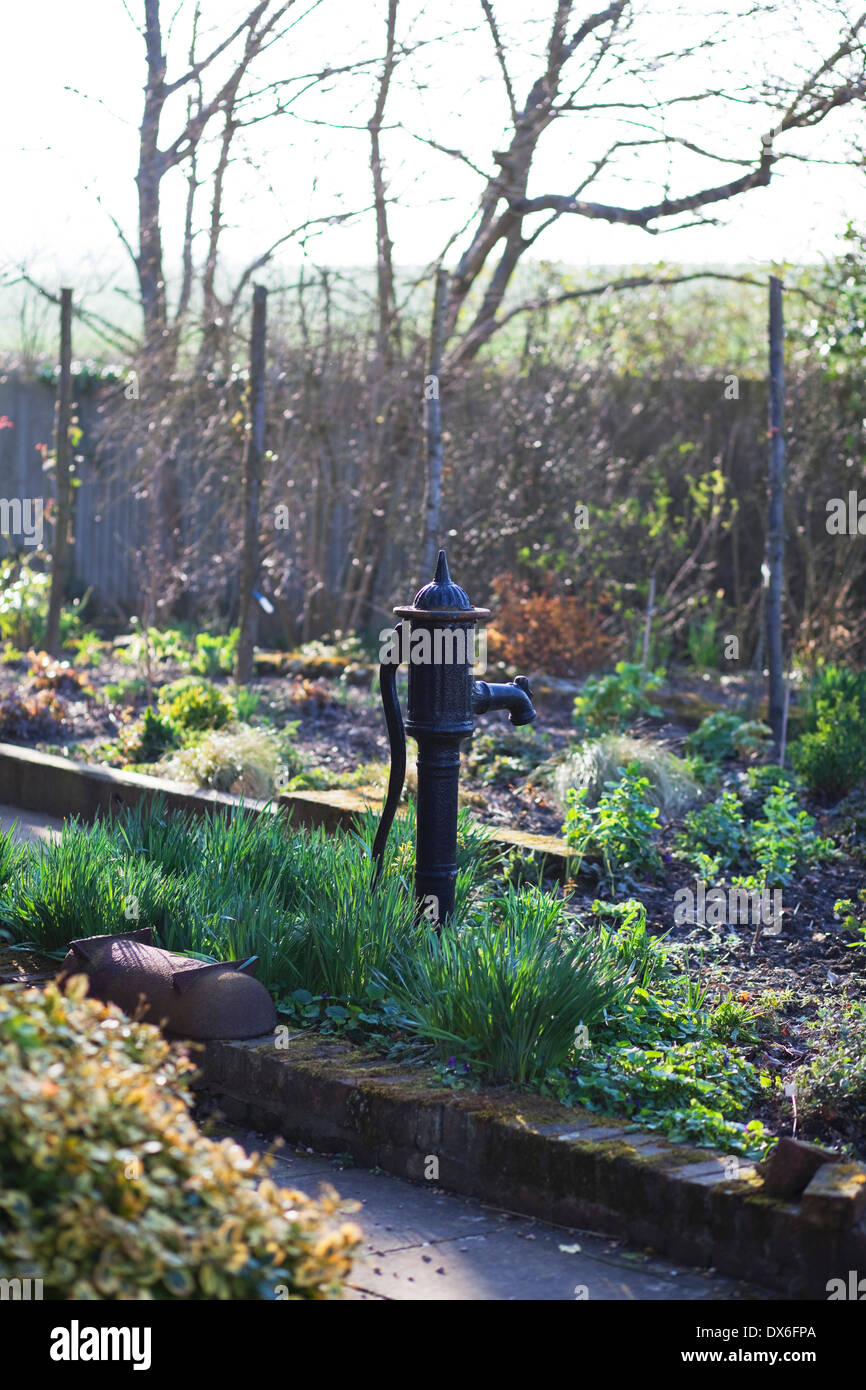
<box><xmin>59</xmin><ymin>927</ymin><xmax>277</xmax><ymax>1039</ymax></box>
<box><xmin>372</xmin><ymin>550</ymin><xmax>536</xmax><ymax>926</ymax></box>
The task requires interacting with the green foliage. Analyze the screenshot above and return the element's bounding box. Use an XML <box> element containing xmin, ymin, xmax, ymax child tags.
<box><xmin>118</xmin><ymin>623</ymin><xmax>192</xmax><ymax>670</ymax></box>
<box><xmin>686</xmin><ymin>711</ymin><xmax>771</xmax><ymax>763</ymax></box>
<box><xmin>191</xmin><ymin>629</ymin><xmax>239</xmax><ymax>677</ymax></box>
<box><xmin>675</xmin><ymin>791</ymin><xmax>748</xmax><ymax>877</ymax></box>
<box><xmin>590</xmin><ymin>898</ymin><xmax>671</xmax><ymax>991</ymax></box>
<box><xmin>0</xmin><ymin>827</ymin><xmax>26</xmax><ymax>898</ymax></box>
<box><xmin>157</xmin><ymin>676</ymin><xmax>233</xmax><ymax>732</ymax></box>
<box><xmin>709</xmin><ymin>993</ymin><xmax>761</xmax><ymax>1044</ymax></box>
<box><xmin>749</xmin><ymin>787</ymin><xmax>836</xmax><ymax>886</ymax></box>
<box><xmin>120</xmin><ymin>705</ymin><xmax>180</xmax><ymax>764</ymax></box>
<box><xmin>833</xmin><ymin>889</ymin><xmax>866</xmax><ymax>946</ymax></box>
<box><xmin>0</xmin><ymin>819</ymin><xmax>184</xmax><ymax>952</ymax></box>
<box><xmin>792</xmin><ymin>695</ymin><xmax>866</xmax><ymax>799</ymax></box>
<box><xmin>791</xmin><ymin>1000</ymin><xmax>866</xmax><ymax>1127</ymax></box>
<box><xmin>233</xmin><ymin>685</ymin><xmax>263</xmax><ymax>722</ymax></box>
<box><xmin>799</xmin><ymin>663</ymin><xmax>866</xmax><ymax>726</ymax></box>
<box><xmin>674</xmin><ymin>783</ymin><xmax>836</xmax><ymax>886</ymax></box>
<box><xmin>572</xmin><ymin>662</ymin><xmax>664</xmax><ymax>734</ymax></box>
<box><xmin>0</xmin><ymin>554</ymin><xmax>82</xmax><ymax>650</ymax></box>
<box><xmin>743</xmin><ymin>763</ymin><xmax>799</xmax><ymax>801</ymax></box>
<box><xmin>686</xmin><ymin>601</ymin><xmax>724</xmax><ymax>671</ymax></box>
<box><xmin>0</xmin><ymin>978</ymin><xmax>360</xmax><ymax>1298</ymax></box>
<box><xmin>69</xmin><ymin>631</ymin><xmax>106</xmax><ymax>668</ymax></box>
<box><xmin>559</xmin><ymin>978</ymin><xmax>774</xmax><ymax>1160</ymax></box>
<box><xmin>383</xmin><ymin>886</ymin><xmax>635</xmax><ymax>1085</ymax></box>
<box><xmin>563</xmin><ymin>765</ymin><xmax>663</xmax><ymax>890</ymax></box>
<box><xmin>103</xmin><ymin>677</ymin><xmax>147</xmax><ymax>706</ymax></box>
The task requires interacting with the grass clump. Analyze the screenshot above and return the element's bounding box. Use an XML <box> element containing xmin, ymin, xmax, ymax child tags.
<box><xmin>553</xmin><ymin>734</ymin><xmax>700</xmax><ymax>817</ymax></box>
<box><xmin>159</xmin><ymin>725</ymin><xmax>283</xmax><ymax>797</ymax></box>
<box><xmin>383</xmin><ymin>885</ymin><xmax>636</xmax><ymax>1085</ymax></box>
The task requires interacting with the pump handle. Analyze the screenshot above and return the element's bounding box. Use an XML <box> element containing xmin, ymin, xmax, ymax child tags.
<box><xmin>371</xmin><ymin>622</ymin><xmax>406</xmax><ymax>887</ymax></box>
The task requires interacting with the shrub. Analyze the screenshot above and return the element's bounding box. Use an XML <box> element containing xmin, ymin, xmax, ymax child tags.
<box><xmin>383</xmin><ymin>886</ymin><xmax>635</xmax><ymax>1084</ymax></box>
<box><xmin>119</xmin><ymin>706</ymin><xmax>180</xmax><ymax>764</ymax></box>
<box><xmin>686</xmin><ymin>711</ymin><xmax>771</xmax><ymax>763</ymax></box>
<box><xmin>572</xmin><ymin>662</ymin><xmax>664</xmax><ymax>734</ymax></box>
<box><xmin>562</xmin><ymin>764</ymin><xmax>663</xmax><ymax>890</ymax></box>
<box><xmin>791</xmin><ymin>695</ymin><xmax>866</xmax><ymax>798</ymax></box>
<box><xmin>485</xmin><ymin>575</ymin><xmax>614</xmax><ymax>679</ymax></box>
<box><xmin>799</xmin><ymin>663</ymin><xmax>866</xmax><ymax>732</ymax></box>
<box><xmin>159</xmin><ymin>725</ymin><xmax>282</xmax><ymax>797</ymax></box>
<box><xmin>552</xmin><ymin>735</ymin><xmax>700</xmax><ymax>817</ymax></box>
<box><xmin>0</xmin><ymin>689</ymin><xmax>66</xmax><ymax>742</ymax></box>
<box><xmin>191</xmin><ymin>629</ymin><xmax>239</xmax><ymax>677</ymax></box>
<box><xmin>0</xmin><ymin>979</ymin><xmax>360</xmax><ymax>1299</ymax></box>
<box><xmin>157</xmin><ymin>677</ymin><xmax>233</xmax><ymax>732</ymax></box>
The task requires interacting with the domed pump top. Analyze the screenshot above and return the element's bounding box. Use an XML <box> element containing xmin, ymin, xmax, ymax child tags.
<box><xmin>395</xmin><ymin>549</ymin><xmax>490</xmax><ymax>623</ymax></box>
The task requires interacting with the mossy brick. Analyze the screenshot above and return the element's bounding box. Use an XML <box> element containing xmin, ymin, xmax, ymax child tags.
<box><xmin>191</xmin><ymin>1022</ymin><xmax>858</xmax><ymax>1298</ymax></box>
<box><xmin>801</xmin><ymin>1162</ymin><xmax>866</xmax><ymax>1231</ymax></box>
<box><xmin>758</xmin><ymin>1136</ymin><xmax>839</xmax><ymax>1200</ymax></box>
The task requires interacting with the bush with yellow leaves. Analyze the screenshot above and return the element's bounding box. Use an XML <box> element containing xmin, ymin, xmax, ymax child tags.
<box><xmin>0</xmin><ymin>978</ymin><xmax>361</xmax><ymax>1299</ymax></box>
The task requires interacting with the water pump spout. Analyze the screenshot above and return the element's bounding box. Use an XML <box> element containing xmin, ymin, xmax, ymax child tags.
<box><xmin>471</xmin><ymin>676</ymin><xmax>536</xmax><ymax>727</ymax></box>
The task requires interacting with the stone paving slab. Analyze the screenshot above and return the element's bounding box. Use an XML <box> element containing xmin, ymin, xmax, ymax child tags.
<box><xmin>244</xmin><ymin>1134</ymin><xmax>770</xmax><ymax>1302</ymax></box>
<box><xmin>0</xmin><ymin>803</ymin><xmax>63</xmax><ymax>843</ymax></box>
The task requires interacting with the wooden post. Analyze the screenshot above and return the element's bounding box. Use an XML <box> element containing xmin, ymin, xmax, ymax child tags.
<box><xmin>235</xmin><ymin>284</ymin><xmax>267</xmax><ymax>685</ymax></box>
<box><xmin>45</xmin><ymin>287</ymin><xmax>73</xmax><ymax>656</ymax></box>
<box><xmin>422</xmin><ymin>267</ymin><xmax>449</xmax><ymax>579</ymax></box>
<box><xmin>766</xmin><ymin>276</ymin><xmax>786</xmax><ymax>754</ymax></box>
<box><xmin>641</xmin><ymin>573</ymin><xmax>656</xmax><ymax>672</ymax></box>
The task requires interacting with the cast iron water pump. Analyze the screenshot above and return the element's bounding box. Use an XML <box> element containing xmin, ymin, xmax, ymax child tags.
<box><xmin>372</xmin><ymin>550</ymin><xmax>536</xmax><ymax>925</ymax></box>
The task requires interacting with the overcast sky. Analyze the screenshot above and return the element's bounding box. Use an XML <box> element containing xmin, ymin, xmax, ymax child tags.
<box><xmin>3</xmin><ymin>0</ymin><xmax>865</xmax><ymax>307</ymax></box>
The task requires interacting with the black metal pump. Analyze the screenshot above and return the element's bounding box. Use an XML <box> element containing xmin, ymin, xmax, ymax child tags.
<box><xmin>372</xmin><ymin>550</ymin><xmax>537</xmax><ymax>926</ymax></box>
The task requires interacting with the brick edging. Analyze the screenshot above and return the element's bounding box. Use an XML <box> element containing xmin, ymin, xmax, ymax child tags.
<box><xmin>0</xmin><ymin>742</ymin><xmax>573</xmax><ymax>873</ymax></box>
<box><xmin>197</xmin><ymin>1029</ymin><xmax>866</xmax><ymax>1300</ymax></box>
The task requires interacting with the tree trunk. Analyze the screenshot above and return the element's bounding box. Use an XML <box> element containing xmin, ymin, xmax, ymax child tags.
<box><xmin>236</xmin><ymin>284</ymin><xmax>267</xmax><ymax>684</ymax></box>
<box><xmin>766</xmin><ymin>275</ymin><xmax>786</xmax><ymax>753</ymax></box>
<box><xmin>422</xmin><ymin>267</ymin><xmax>449</xmax><ymax>578</ymax></box>
<box><xmin>45</xmin><ymin>287</ymin><xmax>73</xmax><ymax>657</ymax></box>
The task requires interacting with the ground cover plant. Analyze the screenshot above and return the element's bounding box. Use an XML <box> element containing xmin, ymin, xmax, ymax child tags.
<box><xmin>0</xmin><ymin>978</ymin><xmax>360</xmax><ymax>1299</ymax></box>
<box><xmin>0</xmin><ymin>616</ymin><xmax>864</xmax><ymax>1163</ymax></box>
<box><xmin>0</xmin><ymin>790</ymin><xmax>838</xmax><ymax>1165</ymax></box>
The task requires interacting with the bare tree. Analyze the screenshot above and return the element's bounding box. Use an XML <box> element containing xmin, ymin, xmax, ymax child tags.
<box><xmin>236</xmin><ymin>284</ymin><xmax>268</xmax><ymax>684</ymax></box>
<box><xmin>369</xmin><ymin>0</ymin><xmax>402</xmax><ymax>367</ymax></box>
<box><xmin>404</xmin><ymin>0</ymin><xmax>866</xmax><ymax>365</ymax></box>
